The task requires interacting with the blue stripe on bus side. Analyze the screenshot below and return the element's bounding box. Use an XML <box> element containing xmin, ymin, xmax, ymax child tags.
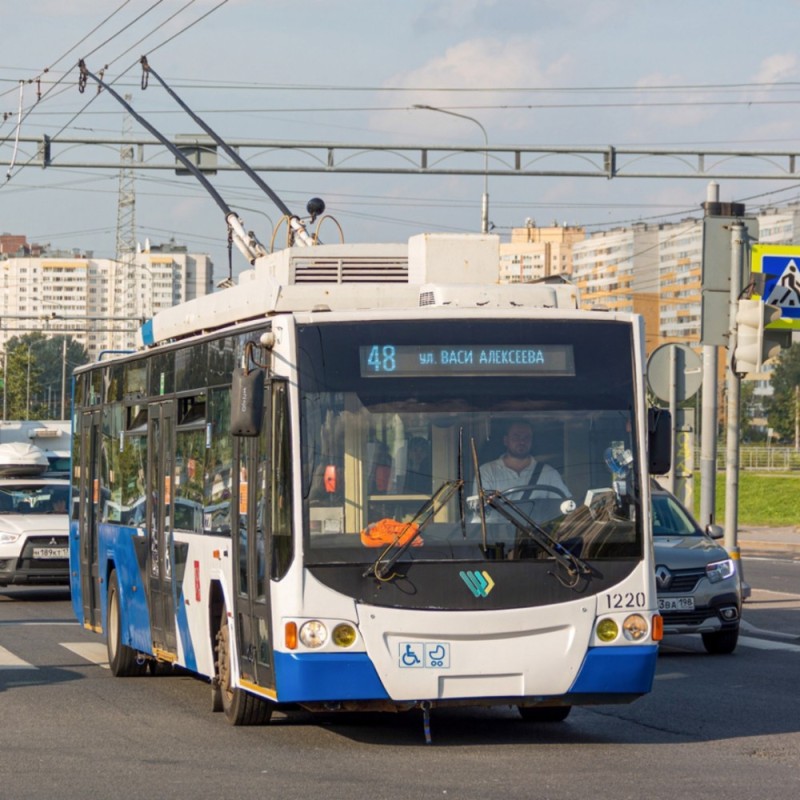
<box><xmin>68</xmin><ymin>520</ymin><xmax>83</xmax><ymax>622</ymax></box>
<box><xmin>272</xmin><ymin>651</ymin><xmax>389</xmax><ymax>703</ymax></box>
<box><xmin>174</xmin><ymin>589</ymin><xmax>197</xmax><ymax>673</ymax></box>
<box><xmin>568</xmin><ymin>645</ymin><xmax>659</xmax><ymax>695</ymax></box>
<box><xmin>99</xmin><ymin>524</ymin><xmax>152</xmax><ymax>653</ymax></box>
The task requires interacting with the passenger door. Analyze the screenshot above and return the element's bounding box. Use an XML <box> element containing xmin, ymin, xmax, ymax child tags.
<box><xmin>78</xmin><ymin>409</ymin><xmax>102</xmax><ymax>631</ymax></box>
<box><xmin>231</xmin><ymin>384</ymin><xmax>275</xmax><ymax>693</ymax></box>
<box><xmin>146</xmin><ymin>401</ymin><xmax>178</xmax><ymax>659</ymax></box>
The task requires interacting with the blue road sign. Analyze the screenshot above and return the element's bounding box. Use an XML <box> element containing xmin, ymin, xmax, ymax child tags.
<box><xmin>751</xmin><ymin>244</ymin><xmax>800</xmax><ymax>330</ymax></box>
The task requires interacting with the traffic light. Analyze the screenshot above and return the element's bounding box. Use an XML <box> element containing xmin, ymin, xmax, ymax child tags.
<box><xmin>733</xmin><ymin>298</ymin><xmax>788</xmax><ymax>375</ymax></box>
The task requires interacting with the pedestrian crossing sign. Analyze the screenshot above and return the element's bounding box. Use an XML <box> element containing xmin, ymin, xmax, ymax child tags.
<box><xmin>751</xmin><ymin>244</ymin><xmax>800</xmax><ymax>330</ymax></box>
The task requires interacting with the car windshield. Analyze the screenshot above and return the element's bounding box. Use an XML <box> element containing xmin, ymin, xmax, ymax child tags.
<box><xmin>651</xmin><ymin>493</ymin><xmax>699</xmax><ymax>537</ymax></box>
<box><xmin>0</xmin><ymin>484</ymin><xmax>69</xmax><ymax>514</ymax></box>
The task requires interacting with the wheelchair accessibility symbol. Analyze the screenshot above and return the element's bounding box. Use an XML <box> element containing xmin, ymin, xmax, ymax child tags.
<box><xmin>399</xmin><ymin>642</ymin><xmax>450</xmax><ymax>669</ymax></box>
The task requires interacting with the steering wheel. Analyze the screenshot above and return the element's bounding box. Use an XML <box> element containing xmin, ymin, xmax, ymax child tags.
<box><xmin>497</xmin><ymin>483</ymin><xmax>570</xmax><ymax>501</ymax></box>
<box><xmin>490</xmin><ymin>483</ymin><xmax>571</xmax><ymax>524</ymax></box>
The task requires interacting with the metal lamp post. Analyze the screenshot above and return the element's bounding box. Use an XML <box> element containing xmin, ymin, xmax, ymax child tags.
<box><xmin>413</xmin><ymin>104</ymin><xmax>490</xmax><ymax>234</ymax></box>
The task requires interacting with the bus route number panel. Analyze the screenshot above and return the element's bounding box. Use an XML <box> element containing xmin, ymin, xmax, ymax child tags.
<box><xmin>359</xmin><ymin>344</ymin><xmax>576</xmax><ymax>378</ymax></box>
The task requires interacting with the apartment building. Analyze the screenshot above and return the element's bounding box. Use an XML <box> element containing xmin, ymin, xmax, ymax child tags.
<box><xmin>570</xmin><ymin>223</ymin><xmax>662</xmax><ymax>353</ymax></box>
<box><xmin>0</xmin><ymin>235</ymin><xmax>213</xmax><ymax>361</ymax></box>
<box><xmin>657</xmin><ymin>219</ymin><xmax>704</xmax><ymax>346</ymax></box>
<box><xmin>499</xmin><ymin>221</ymin><xmax>584</xmax><ymax>283</ymax></box>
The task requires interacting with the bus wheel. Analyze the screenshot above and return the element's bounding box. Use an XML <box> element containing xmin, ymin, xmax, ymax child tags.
<box><xmin>518</xmin><ymin>705</ymin><xmax>572</xmax><ymax>722</ymax></box>
<box><xmin>107</xmin><ymin>569</ymin><xmax>145</xmax><ymax>677</ymax></box>
<box><xmin>215</xmin><ymin>607</ymin><xmax>272</xmax><ymax>725</ymax></box>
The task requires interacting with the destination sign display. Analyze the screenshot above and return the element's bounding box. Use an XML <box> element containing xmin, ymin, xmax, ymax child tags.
<box><xmin>359</xmin><ymin>344</ymin><xmax>575</xmax><ymax>378</ymax></box>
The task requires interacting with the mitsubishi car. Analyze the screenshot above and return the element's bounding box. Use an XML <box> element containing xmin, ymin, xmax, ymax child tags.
<box><xmin>0</xmin><ymin>443</ymin><xmax>70</xmax><ymax>587</ymax></box>
<box><xmin>651</xmin><ymin>483</ymin><xmax>741</xmax><ymax>654</ymax></box>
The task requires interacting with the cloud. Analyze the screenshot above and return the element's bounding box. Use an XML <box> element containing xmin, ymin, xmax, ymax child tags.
<box><xmin>753</xmin><ymin>53</ymin><xmax>798</xmax><ymax>85</ymax></box>
<box><xmin>374</xmin><ymin>37</ymin><xmax>570</xmax><ymax>137</ymax></box>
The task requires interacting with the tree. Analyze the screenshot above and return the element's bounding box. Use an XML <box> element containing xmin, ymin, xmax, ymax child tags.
<box><xmin>1</xmin><ymin>333</ymin><xmax>89</xmax><ymax>420</ymax></box>
<box><xmin>765</xmin><ymin>342</ymin><xmax>800</xmax><ymax>442</ymax></box>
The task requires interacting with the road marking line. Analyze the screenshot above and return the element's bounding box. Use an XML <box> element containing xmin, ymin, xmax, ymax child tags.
<box><xmin>655</xmin><ymin>672</ymin><xmax>689</xmax><ymax>680</ymax></box>
<box><xmin>740</xmin><ymin>619</ymin><xmax>799</xmax><ymax>640</ymax></box>
<box><xmin>748</xmin><ymin>588</ymin><xmax>800</xmax><ymax>600</ymax></box>
<box><xmin>738</xmin><ymin>635</ymin><xmax>800</xmax><ymax>653</ymax></box>
<box><xmin>0</xmin><ymin>644</ymin><xmax>37</xmax><ymax>670</ymax></box>
<box><xmin>60</xmin><ymin>642</ymin><xmax>109</xmax><ymax>669</ymax></box>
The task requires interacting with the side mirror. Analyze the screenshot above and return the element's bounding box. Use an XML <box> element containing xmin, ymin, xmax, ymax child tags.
<box><xmin>647</xmin><ymin>407</ymin><xmax>671</xmax><ymax>475</ymax></box>
<box><xmin>231</xmin><ymin>367</ymin><xmax>264</xmax><ymax>436</ymax></box>
<box><xmin>706</xmin><ymin>523</ymin><xmax>724</xmax><ymax>540</ymax></box>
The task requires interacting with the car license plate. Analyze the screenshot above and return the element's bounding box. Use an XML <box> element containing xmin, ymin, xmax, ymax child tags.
<box><xmin>32</xmin><ymin>547</ymin><xmax>68</xmax><ymax>560</ymax></box>
<box><xmin>658</xmin><ymin>596</ymin><xmax>695</xmax><ymax>611</ymax></box>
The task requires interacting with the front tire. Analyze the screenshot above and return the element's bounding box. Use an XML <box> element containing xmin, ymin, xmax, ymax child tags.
<box><xmin>702</xmin><ymin>626</ymin><xmax>739</xmax><ymax>655</ymax></box>
<box><xmin>215</xmin><ymin>607</ymin><xmax>272</xmax><ymax>725</ymax></box>
<box><xmin>106</xmin><ymin>569</ymin><xmax>145</xmax><ymax>677</ymax></box>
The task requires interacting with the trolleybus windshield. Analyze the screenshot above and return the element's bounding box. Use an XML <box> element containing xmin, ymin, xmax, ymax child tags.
<box><xmin>299</xmin><ymin>318</ymin><xmax>643</xmax><ymax>567</ymax></box>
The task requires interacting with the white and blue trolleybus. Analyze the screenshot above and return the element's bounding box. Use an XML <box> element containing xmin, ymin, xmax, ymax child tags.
<box><xmin>69</xmin><ymin>231</ymin><xmax>670</xmax><ymax>734</ymax></box>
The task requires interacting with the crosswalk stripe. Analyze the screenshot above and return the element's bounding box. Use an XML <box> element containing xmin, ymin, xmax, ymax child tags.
<box><xmin>0</xmin><ymin>644</ymin><xmax>37</xmax><ymax>670</ymax></box>
<box><xmin>60</xmin><ymin>642</ymin><xmax>109</xmax><ymax>668</ymax></box>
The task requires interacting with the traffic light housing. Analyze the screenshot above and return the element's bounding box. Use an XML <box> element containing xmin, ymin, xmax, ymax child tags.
<box><xmin>733</xmin><ymin>298</ymin><xmax>789</xmax><ymax>375</ymax></box>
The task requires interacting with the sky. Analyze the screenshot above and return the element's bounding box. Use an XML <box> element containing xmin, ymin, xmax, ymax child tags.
<box><xmin>3</xmin><ymin>0</ymin><xmax>800</xmax><ymax>277</ymax></box>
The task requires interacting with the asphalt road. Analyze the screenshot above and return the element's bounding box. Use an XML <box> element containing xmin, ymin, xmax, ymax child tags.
<box><xmin>1</xmin><ymin>558</ymin><xmax>798</xmax><ymax>800</ymax></box>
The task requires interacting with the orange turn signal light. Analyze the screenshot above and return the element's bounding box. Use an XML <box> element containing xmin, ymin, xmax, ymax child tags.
<box><xmin>285</xmin><ymin>621</ymin><xmax>298</xmax><ymax>650</ymax></box>
<box><xmin>652</xmin><ymin>614</ymin><xmax>663</xmax><ymax>642</ymax></box>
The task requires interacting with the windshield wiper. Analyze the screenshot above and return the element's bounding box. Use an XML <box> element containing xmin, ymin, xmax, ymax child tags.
<box><xmin>484</xmin><ymin>492</ymin><xmax>595</xmax><ymax>589</ymax></box>
<box><xmin>364</xmin><ymin>479</ymin><xmax>463</xmax><ymax>580</ymax></box>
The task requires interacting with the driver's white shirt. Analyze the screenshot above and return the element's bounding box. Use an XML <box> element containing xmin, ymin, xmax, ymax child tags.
<box><xmin>478</xmin><ymin>456</ymin><xmax>571</xmax><ymax>499</ymax></box>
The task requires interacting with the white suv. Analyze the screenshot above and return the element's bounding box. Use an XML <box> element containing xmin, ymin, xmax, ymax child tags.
<box><xmin>0</xmin><ymin>444</ymin><xmax>70</xmax><ymax>587</ymax></box>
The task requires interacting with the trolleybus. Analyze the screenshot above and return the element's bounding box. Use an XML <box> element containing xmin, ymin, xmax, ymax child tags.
<box><xmin>69</xmin><ymin>232</ymin><xmax>669</xmax><ymax>733</ymax></box>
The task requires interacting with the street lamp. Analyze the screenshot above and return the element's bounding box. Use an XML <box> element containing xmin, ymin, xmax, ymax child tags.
<box><xmin>413</xmin><ymin>104</ymin><xmax>490</xmax><ymax>234</ymax></box>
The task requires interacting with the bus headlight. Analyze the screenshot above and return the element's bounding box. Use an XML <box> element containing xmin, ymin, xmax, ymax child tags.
<box><xmin>332</xmin><ymin>623</ymin><xmax>357</xmax><ymax>648</ymax></box>
<box><xmin>596</xmin><ymin>618</ymin><xmax>619</xmax><ymax>642</ymax></box>
<box><xmin>622</xmin><ymin>614</ymin><xmax>648</xmax><ymax>641</ymax></box>
<box><xmin>299</xmin><ymin>620</ymin><xmax>328</xmax><ymax>648</ymax></box>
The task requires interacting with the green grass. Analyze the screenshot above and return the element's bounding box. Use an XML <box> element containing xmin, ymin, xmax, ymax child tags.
<box><xmin>692</xmin><ymin>472</ymin><xmax>800</xmax><ymax>528</ymax></box>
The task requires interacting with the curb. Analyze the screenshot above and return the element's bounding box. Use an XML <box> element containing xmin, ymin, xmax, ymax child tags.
<box><xmin>739</xmin><ymin>540</ymin><xmax>800</xmax><ymax>557</ymax></box>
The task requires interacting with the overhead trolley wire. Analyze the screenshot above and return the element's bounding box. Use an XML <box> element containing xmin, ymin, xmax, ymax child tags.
<box><xmin>1</xmin><ymin>0</ymin><xmax>229</xmax><ymax>187</ymax></box>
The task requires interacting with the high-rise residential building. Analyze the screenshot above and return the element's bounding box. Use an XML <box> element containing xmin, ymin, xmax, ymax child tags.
<box><xmin>0</xmin><ymin>236</ymin><xmax>213</xmax><ymax>362</ymax></box>
<box><xmin>571</xmin><ymin>223</ymin><xmax>662</xmax><ymax>352</ymax></box>
<box><xmin>499</xmin><ymin>222</ymin><xmax>584</xmax><ymax>283</ymax></box>
<box><xmin>757</xmin><ymin>202</ymin><xmax>800</xmax><ymax>243</ymax></box>
<box><xmin>503</xmin><ymin>203</ymin><xmax>800</xmax><ymax>354</ymax></box>
<box><xmin>657</xmin><ymin>219</ymin><xmax>704</xmax><ymax>346</ymax></box>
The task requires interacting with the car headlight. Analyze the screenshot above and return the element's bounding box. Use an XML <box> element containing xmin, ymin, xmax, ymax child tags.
<box><xmin>0</xmin><ymin>532</ymin><xmax>21</xmax><ymax>545</ymax></box>
<box><xmin>706</xmin><ymin>558</ymin><xmax>735</xmax><ymax>583</ymax></box>
<box><xmin>298</xmin><ymin>620</ymin><xmax>328</xmax><ymax>648</ymax></box>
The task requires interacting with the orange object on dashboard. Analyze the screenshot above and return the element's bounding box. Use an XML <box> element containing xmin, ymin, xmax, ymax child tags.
<box><xmin>360</xmin><ymin>518</ymin><xmax>422</xmax><ymax>548</ymax></box>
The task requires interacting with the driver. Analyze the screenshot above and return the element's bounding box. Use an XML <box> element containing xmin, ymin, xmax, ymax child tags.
<box><xmin>478</xmin><ymin>419</ymin><xmax>571</xmax><ymax>502</ymax></box>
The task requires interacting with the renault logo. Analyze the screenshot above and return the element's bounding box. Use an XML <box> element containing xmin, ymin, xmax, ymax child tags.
<box><xmin>655</xmin><ymin>565</ymin><xmax>672</xmax><ymax>590</ymax></box>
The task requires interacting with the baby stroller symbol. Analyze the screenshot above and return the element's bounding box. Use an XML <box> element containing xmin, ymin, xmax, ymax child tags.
<box><xmin>427</xmin><ymin>644</ymin><xmax>446</xmax><ymax>667</ymax></box>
